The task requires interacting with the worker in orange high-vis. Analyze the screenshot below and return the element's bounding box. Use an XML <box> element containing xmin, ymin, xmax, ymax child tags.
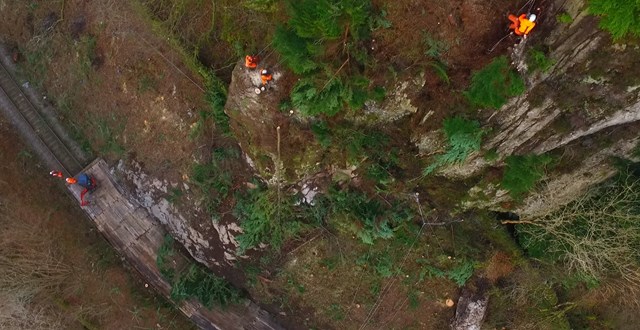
<box><xmin>260</xmin><ymin>68</ymin><xmax>273</xmax><ymax>88</ymax></box>
<box><xmin>66</xmin><ymin>173</ymin><xmax>97</xmax><ymax>206</ymax></box>
<box><xmin>508</xmin><ymin>13</ymin><xmax>536</xmax><ymax>36</ymax></box>
<box><xmin>245</xmin><ymin>55</ymin><xmax>259</xmax><ymax>69</ymax></box>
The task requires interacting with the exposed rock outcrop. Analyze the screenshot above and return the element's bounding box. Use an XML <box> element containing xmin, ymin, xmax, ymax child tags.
<box><xmin>437</xmin><ymin>0</ymin><xmax>640</xmax><ymax>214</ymax></box>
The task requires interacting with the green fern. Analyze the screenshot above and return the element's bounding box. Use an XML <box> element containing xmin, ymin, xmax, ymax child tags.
<box><xmin>501</xmin><ymin>154</ymin><xmax>553</xmax><ymax>200</ymax></box>
<box><xmin>170</xmin><ymin>264</ymin><xmax>242</xmax><ymax>309</ymax></box>
<box><xmin>234</xmin><ymin>186</ymin><xmax>303</xmax><ymax>254</ymax></box>
<box><xmin>328</xmin><ymin>186</ymin><xmax>411</xmax><ymax>244</ymax></box>
<box><xmin>589</xmin><ymin>0</ymin><xmax>640</xmax><ymax>39</ymax></box>
<box><xmin>424</xmin><ymin>117</ymin><xmax>484</xmax><ymax>175</ymax></box>
<box><xmin>272</xmin><ymin>26</ymin><xmax>320</xmax><ymax>75</ymax></box>
<box><xmin>465</xmin><ymin>56</ymin><xmax>525</xmax><ymax>109</ymax></box>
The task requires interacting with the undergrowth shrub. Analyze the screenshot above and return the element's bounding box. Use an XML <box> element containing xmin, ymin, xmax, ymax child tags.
<box><xmin>328</xmin><ymin>186</ymin><xmax>413</xmax><ymax>244</ymax></box>
<box><xmin>274</xmin><ymin>0</ymin><xmax>388</xmax><ymax>116</ymax></box>
<box><xmin>155</xmin><ymin>235</ymin><xmax>242</xmax><ymax>309</ymax></box>
<box><xmin>527</xmin><ymin>48</ymin><xmax>555</xmax><ymax>73</ymax></box>
<box><xmin>233</xmin><ymin>184</ymin><xmax>325</xmax><ymax>254</ymax></box>
<box><xmin>517</xmin><ymin>168</ymin><xmax>640</xmax><ymax>288</ymax></box>
<box><xmin>424</xmin><ymin>117</ymin><xmax>484</xmax><ymax>175</ymax></box>
<box><xmin>311</xmin><ymin>121</ymin><xmax>332</xmax><ymax>148</ymax></box>
<box><xmin>588</xmin><ymin>0</ymin><xmax>640</xmax><ymax>39</ymax></box>
<box><xmin>501</xmin><ymin>154</ymin><xmax>553</xmax><ymax>200</ymax></box>
<box><xmin>465</xmin><ymin>56</ymin><xmax>525</xmax><ymax>109</ymax></box>
<box><xmin>171</xmin><ymin>264</ymin><xmax>242</xmax><ymax>309</ymax></box>
<box><xmin>272</xmin><ymin>27</ymin><xmax>320</xmax><ymax>75</ymax></box>
<box><xmin>204</xmin><ymin>76</ymin><xmax>232</xmax><ymax>136</ymax></box>
<box><xmin>191</xmin><ymin>147</ymin><xmax>239</xmax><ymax>214</ymax></box>
<box><xmin>417</xmin><ymin>258</ymin><xmax>476</xmax><ymax>287</ymax></box>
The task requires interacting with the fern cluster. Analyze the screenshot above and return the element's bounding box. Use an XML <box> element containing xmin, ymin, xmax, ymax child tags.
<box><xmin>201</xmin><ymin>71</ymin><xmax>232</xmax><ymax>136</ymax></box>
<box><xmin>501</xmin><ymin>154</ymin><xmax>553</xmax><ymax>200</ymax></box>
<box><xmin>233</xmin><ymin>185</ymin><xmax>305</xmax><ymax>254</ymax></box>
<box><xmin>465</xmin><ymin>56</ymin><xmax>525</xmax><ymax>109</ymax></box>
<box><xmin>171</xmin><ymin>264</ymin><xmax>242</xmax><ymax>309</ymax></box>
<box><xmin>274</xmin><ymin>0</ymin><xmax>387</xmax><ymax>116</ymax></box>
<box><xmin>328</xmin><ymin>186</ymin><xmax>412</xmax><ymax>244</ymax></box>
<box><xmin>589</xmin><ymin>0</ymin><xmax>640</xmax><ymax>39</ymax></box>
<box><xmin>424</xmin><ymin>117</ymin><xmax>484</xmax><ymax>175</ymax></box>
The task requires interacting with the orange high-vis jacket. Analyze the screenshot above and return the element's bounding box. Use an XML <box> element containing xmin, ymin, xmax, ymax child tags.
<box><xmin>245</xmin><ymin>55</ymin><xmax>258</xmax><ymax>69</ymax></box>
<box><xmin>518</xmin><ymin>14</ymin><xmax>536</xmax><ymax>35</ymax></box>
<box><xmin>261</xmin><ymin>71</ymin><xmax>273</xmax><ymax>85</ymax></box>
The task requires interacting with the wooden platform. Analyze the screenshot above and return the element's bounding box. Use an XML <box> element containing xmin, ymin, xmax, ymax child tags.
<box><xmin>68</xmin><ymin>159</ymin><xmax>281</xmax><ymax>330</ymax></box>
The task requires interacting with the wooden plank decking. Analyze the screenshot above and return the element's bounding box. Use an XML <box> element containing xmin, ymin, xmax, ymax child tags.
<box><xmin>68</xmin><ymin>158</ymin><xmax>281</xmax><ymax>330</ymax></box>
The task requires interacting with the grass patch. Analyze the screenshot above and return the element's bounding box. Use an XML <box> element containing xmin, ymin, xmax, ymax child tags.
<box><xmin>424</xmin><ymin>117</ymin><xmax>484</xmax><ymax>175</ymax></box>
<box><xmin>156</xmin><ymin>235</ymin><xmax>176</xmax><ymax>281</ymax></box>
<box><xmin>75</xmin><ymin>35</ymin><xmax>98</xmax><ymax>79</ymax></box>
<box><xmin>95</xmin><ymin>115</ymin><xmax>125</xmax><ymax>157</ymax></box>
<box><xmin>465</xmin><ymin>56</ymin><xmax>525</xmax><ymax>109</ymax></box>
<box><xmin>501</xmin><ymin>154</ymin><xmax>553</xmax><ymax>200</ymax></box>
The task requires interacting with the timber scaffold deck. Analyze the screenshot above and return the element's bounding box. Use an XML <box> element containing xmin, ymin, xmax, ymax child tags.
<box><xmin>69</xmin><ymin>159</ymin><xmax>281</xmax><ymax>330</ymax></box>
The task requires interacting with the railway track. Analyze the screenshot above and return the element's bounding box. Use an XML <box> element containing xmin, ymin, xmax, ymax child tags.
<box><xmin>0</xmin><ymin>59</ymin><xmax>85</xmax><ymax>176</ymax></box>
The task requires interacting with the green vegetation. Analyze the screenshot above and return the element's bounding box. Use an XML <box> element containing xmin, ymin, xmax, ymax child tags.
<box><xmin>242</xmin><ymin>0</ymin><xmax>278</xmax><ymax>12</ymax></box>
<box><xmin>517</xmin><ymin>169</ymin><xmax>640</xmax><ymax>283</ymax></box>
<box><xmin>465</xmin><ymin>56</ymin><xmax>525</xmax><ymax>109</ymax></box>
<box><xmin>527</xmin><ymin>48</ymin><xmax>555</xmax><ymax>73</ymax></box>
<box><xmin>156</xmin><ymin>235</ymin><xmax>176</xmax><ymax>281</ymax></box>
<box><xmin>191</xmin><ymin>147</ymin><xmax>239</xmax><ymax>214</ymax></box>
<box><xmin>556</xmin><ymin>12</ymin><xmax>573</xmax><ymax>24</ymax></box>
<box><xmin>417</xmin><ymin>258</ymin><xmax>476</xmax><ymax>287</ymax></box>
<box><xmin>95</xmin><ymin>116</ymin><xmax>125</xmax><ymax>157</ymax></box>
<box><xmin>310</xmin><ymin>121</ymin><xmax>332</xmax><ymax>148</ymax></box>
<box><xmin>588</xmin><ymin>0</ymin><xmax>640</xmax><ymax>39</ymax></box>
<box><xmin>171</xmin><ymin>264</ymin><xmax>242</xmax><ymax>309</ymax></box>
<box><xmin>156</xmin><ymin>235</ymin><xmax>242</xmax><ymax>309</ymax></box>
<box><xmin>204</xmin><ymin>76</ymin><xmax>232</xmax><ymax>136</ymax></box>
<box><xmin>328</xmin><ymin>186</ymin><xmax>412</xmax><ymax>244</ymax></box>
<box><xmin>274</xmin><ymin>0</ymin><xmax>388</xmax><ymax>116</ymax></box>
<box><xmin>234</xmin><ymin>184</ymin><xmax>324</xmax><ymax>254</ymax></box>
<box><xmin>501</xmin><ymin>154</ymin><xmax>553</xmax><ymax>200</ymax></box>
<box><xmin>424</xmin><ymin>117</ymin><xmax>484</xmax><ymax>175</ymax></box>
<box><xmin>75</xmin><ymin>35</ymin><xmax>98</xmax><ymax>78</ymax></box>
<box><xmin>423</xmin><ymin>33</ymin><xmax>448</xmax><ymax>60</ymax></box>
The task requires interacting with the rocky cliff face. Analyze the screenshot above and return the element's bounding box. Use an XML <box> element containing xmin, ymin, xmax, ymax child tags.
<box><xmin>224</xmin><ymin>61</ymin><xmax>323</xmax><ymax>186</ymax></box>
<box><xmin>445</xmin><ymin>0</ymin><xmax>640</xmax><ymax>215</ymax></box>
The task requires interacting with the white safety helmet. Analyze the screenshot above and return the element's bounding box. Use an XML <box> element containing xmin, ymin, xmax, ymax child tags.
<box><xmin>529</xmin><ymin>14</ymin><xmax>537</xmax><ymax>22</ymax></box>
<box><xmin>261</xmin><ymin>69</ymin><xmax>268</xmax><ymax>75</ymax></box>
